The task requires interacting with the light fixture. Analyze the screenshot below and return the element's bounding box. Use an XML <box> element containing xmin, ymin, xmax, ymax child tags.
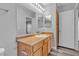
<box><xmin>45</xmin><ymin>15</ymin><xmax>52</xmax><ymax>20</ymax></box>
<box><xmin>0</xmin><ymin>8</ymin><xmax>8</xmax><ymax>15</ymax></box>
<box><xmin>31</xmin><ymin>3</ymin><xmax>45</xmax><ymax>13</ymax></box>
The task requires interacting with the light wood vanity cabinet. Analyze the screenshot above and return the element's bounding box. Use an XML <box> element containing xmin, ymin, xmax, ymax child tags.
<box><xmin>17</xmin><ymin>32</ymin><xmax>53</xmax><ymax>56</ymax></box>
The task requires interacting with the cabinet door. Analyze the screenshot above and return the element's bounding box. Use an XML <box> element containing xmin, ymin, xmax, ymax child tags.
<box><xmin>51</xmin><ymin>39</ymin><xmax>53</xmax><ymax>49</ymax></box>
<box><xmin>33</xmin><ymin>41</ymin><xmax>43</xmax><ymax>52</ymax></box>
<box><xmin>50</xmin><ymin>35</ymin><xmax>53</xmax><ymax>49</ymax></box>
<box><xmin>33</xmin><ymin>47</ymin><xmax>42</xmax><ymax>56</ymax></box>
<box><xmin>48</xmin><ymin>39</ymin><xmax>51</xmax><ymax>53</ymax></box>
<box><xmin>43</xmin><ymin>43</ymin><xmax>48</xmax><ymax>56</ymax></box>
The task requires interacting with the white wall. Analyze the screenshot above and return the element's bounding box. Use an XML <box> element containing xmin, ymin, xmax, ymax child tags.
<box><xmin>17</xmin><ymin>5</ymin><xmax>36</xmax><ymax>35</ymax></box>
<box><xmin>78</xmin><ymin>17</ymin><xmax>79</xmax><ymax>41</ymax></box>
<box><xmin>78</xmin><ymin>19</ymin><xmax>79</xmax><ymax>40</ymax></box>
<box><xmin>74</xmin><ymin>9</ymin><xmax>78</xmax><ymax>50</ymax></box>
<box><xmin>0</xmin><ymin>3</ymin><xmax>17</xmax><ymax>55</ymax></box>
<box><xmin>46</xmin><ymin>4</ymin><xmax>56</xmax><ymax>49</ymax></box>
<box><xmin>51</xmin><ymin>4</ymin><xmax>56</xmax><ymax>49</ymax></box>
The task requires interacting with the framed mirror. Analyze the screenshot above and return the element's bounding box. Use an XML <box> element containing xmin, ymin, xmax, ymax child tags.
<box><xmin>44</xmin><ymin>15</ymin><xmax>52</xmax><ymax>28</ymax></box>
<box><xmin>38</xmin><ymin>16</ymin><xmax>43</xmax><ymax>28</ymax></box>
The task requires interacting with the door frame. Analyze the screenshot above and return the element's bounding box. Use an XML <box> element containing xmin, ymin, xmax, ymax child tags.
<box><xmin>56</xmin><ymin>11</ymin><xmax>59</xmax><ymax>49</ymax></box>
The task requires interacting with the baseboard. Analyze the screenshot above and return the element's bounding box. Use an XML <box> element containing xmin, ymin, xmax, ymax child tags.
<box><xmin>51</xmin><ymin>47</ymin><xmax>57</xmax><ymax>51</ymax></box>
<box><xmin>59</xmin><ymin>46</ymin><xmax>79</xmax><ymax>52</ymax></box>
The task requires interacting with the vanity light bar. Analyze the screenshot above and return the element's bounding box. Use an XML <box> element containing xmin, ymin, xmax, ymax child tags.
<box><xmin>31</xmin><ymin>3</ymin><xmax>45</xmax><ymax>12</ymax></box>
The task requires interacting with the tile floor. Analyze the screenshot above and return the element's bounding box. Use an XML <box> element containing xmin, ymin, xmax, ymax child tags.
<box><xmin>49</xmin><ymin>47</ymin><xmax>79</xmax><ymax>56</ymax></box>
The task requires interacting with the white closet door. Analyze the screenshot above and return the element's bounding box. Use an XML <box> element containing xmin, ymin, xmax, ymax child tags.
<box><xmin>59</xmin><ymin>10</ymin><xmax>74</xmax><ymax>49</ymax></box>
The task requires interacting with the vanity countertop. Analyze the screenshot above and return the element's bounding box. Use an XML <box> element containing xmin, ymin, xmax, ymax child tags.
<box><xmin>16</xmin><ymin>34</ymin><xmax>50</xmax><ymax>46</ymax></box>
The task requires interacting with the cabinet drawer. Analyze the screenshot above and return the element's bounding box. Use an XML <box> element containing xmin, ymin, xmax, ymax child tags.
<box><xmin>33</xmin><ymin>47</ymin><xmax>42</xmax><ymax>56</ymax></box>
<box><xmin>33</xmin><ymin>41</ymin><xmax>43</xmax><ymax>52</ymax></box>
<box><xmin>18</xmin><ymin>43</ymin><xmax>30</xmax><ymax>50</ymax></box>
<box><xmin>18</xmin><ymin>42</ymin><xmax>32</xmax><ymax>55</ymax></box>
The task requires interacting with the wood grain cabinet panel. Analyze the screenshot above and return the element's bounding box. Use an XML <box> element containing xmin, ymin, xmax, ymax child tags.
<box><xmin>43</xmin><ymin>43</ymin><xmax>48</xmax><ymax>56</ymax></box>
<box><xmin>17</xmin><ymin>42</ymin><xmax>32</xmax><ymax>56</ymax></box>
<box><xmin>43</xmin><ymin>37</ymin><xmax>51</xmax><ymax>53</ymax></box>
<box><xmin>48</xmin><ymin>39</ymin><xmax>51</xmax><ymax>53</ymax></box>
<box><xmin>33</xmin><ymin>41</ymin><xmax>43</xmax><ymax>52</ymax></box>
<box><xmin>33</xmin><ymin>47</ymin><xmax>42</xmax><ymax>56</ymax></box>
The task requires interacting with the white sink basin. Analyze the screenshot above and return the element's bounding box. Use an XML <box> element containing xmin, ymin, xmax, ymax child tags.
<box><xmin>35</xmin><ymin>35</ymin><xmax>48</xmax><ymax>38</ymax></box>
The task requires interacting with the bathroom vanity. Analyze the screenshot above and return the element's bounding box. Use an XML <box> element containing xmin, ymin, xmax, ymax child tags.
<box><xmin>16</xmin><ymin>32</ymin><xmax>53</xmax><ymax>56</ymax></box>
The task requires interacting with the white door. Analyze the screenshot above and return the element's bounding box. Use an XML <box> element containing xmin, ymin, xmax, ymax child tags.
<box><xmin>59</xmin><ymin>10</ymin><xmax>74</xmax><ymax>49</ymax></box>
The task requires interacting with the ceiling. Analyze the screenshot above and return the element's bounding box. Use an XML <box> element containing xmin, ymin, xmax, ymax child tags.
<box><xmin>57</xmin><ymin>3</ymin><xmax>76</xmax><ymax>12</ymax></box>
<box><xmin>19</xmin><ymin>3</ymin><xmax>76</xmax><ymax>14</ymax></box>
<box><xmin>40</xmin><ymin>3</ymin><xmax>76</xmax><ymax>13</ymax></box>
<box><xmin>39</xmin><ymin>3</ymin><xmax>56</xmax><ymax>15</ymax></box>
<box><xmin>19</xmin><ymin>3</ymin><xmax>56</xmax><ymax>15</ymax></box>
<box><xmin>19</xmin><ymin>3</ymin><xmax>43</xmax><ymax>13</ymax></box>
